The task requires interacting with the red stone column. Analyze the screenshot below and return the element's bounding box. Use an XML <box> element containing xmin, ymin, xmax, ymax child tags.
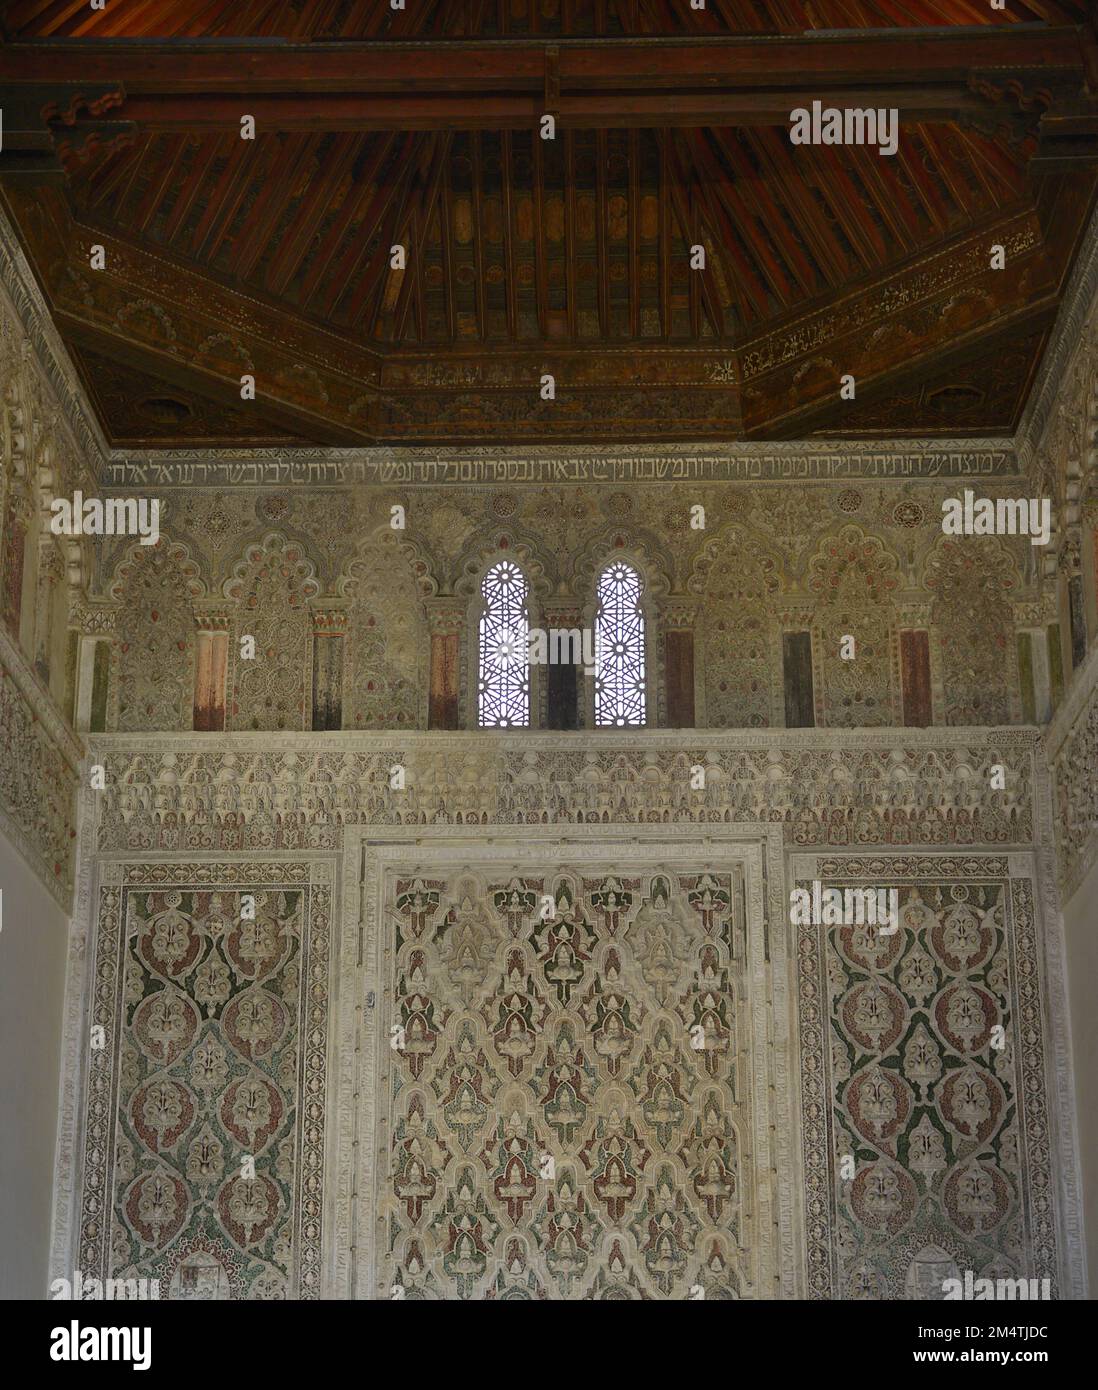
<box><xmin>661</xmin><ymin>597</ymin><xmax>698</xmax><ymax>729</ymax></box>
<box><xmin>427</xmin><ymin>599</ymin><xmax>465</xmax><ymax>730</ymax></box>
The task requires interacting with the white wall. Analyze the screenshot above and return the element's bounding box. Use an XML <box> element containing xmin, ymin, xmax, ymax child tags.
<box><xmin>1063</xmin><ymin>853</ymin><xmax>1098</xmax><ymax>1296</ymax></box>
<box><xmin>0</xmin><ymin>828</ymin><xmax>69</xmax><ymax>1298</ymax></box>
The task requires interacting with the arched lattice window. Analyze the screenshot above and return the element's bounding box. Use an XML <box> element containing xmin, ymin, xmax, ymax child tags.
<box><xmin>595</xmin><ymin>561</ymin><xmax>647</xmax><ymax>726</ymax></box>
<box><xmin>477</xmin><ymin>560</ymin><xmax>530</xmax><ymax>728</ymax></box>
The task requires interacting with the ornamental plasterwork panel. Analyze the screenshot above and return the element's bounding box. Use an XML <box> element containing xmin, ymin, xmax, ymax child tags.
<box><xmin>340</xmin><ymin>830</ymin><xmax>792</xmax><ymax>1301</ymax></box>
<box><xmin>0</xmin><ymin>626</ymin><xmax>82</xmax><ymax>906</ymax></box>
<box><xmin>75</xmin><ymin>858</ymin><xmax>334</xmax><ymax>1300</ymax></box>
<box><xmin>791</xmin><ymin>850</ymin><xmax>1082</xmax><ymax>1301</ymax></box>
<box><xmin>53</xmin><ymin>742</ymin><xmax>1081</xmax><ymax>1299</ymax></box>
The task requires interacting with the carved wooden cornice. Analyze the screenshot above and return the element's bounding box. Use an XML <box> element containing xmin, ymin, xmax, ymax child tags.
<box><xmin>2</xmin><ymin>182</ymin><xmax>1063</xmax><ymax>446</ymax></box>
<box><xmin>1016</xmin><ymin>197</ymin><xmax>1098</xmax><ymax>476</ymax></box>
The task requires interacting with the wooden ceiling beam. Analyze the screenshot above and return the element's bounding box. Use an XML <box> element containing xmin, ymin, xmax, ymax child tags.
<box><xmin>658</xmin><ymin>134</ymin><xmax>671</xmax><ymax>339</ymax></box>
<box><xmin>659</xmin><ymin>130</ymin><xmax>734</xmax><ymax>332</ymax></box>
<box><xmin>751</xmin><ymin>129</ymin><xmax>859</xmax><ymax>281</ymax></box>
<box><xmin>628</xmin><ymin>129</ymin><xmax>640</xmax><ymax>339</ymax></box>
<box><xmin>815</xmin><ymin>145</ymin><xmax>890</xmax><ymax>266</ymax></box>
<box><xmin>12</xmin><ymin>88</ymin><xmax>1053</xmax><ymax>134</ymax></box>
<box><xmin>162</xmin><ymin>131</ymin><xmax>222</xmax><ymax>241</ymax></box>
<box><xmin>531</xmin><ymin>130</ymin><xmax>549</xmax><ymax>339</ymax></box>
<box><xmin>919</xmin><ymin>125</ymin><xmax>976</xmax><ymax>218</ymax></box>
<box><xmin>2</xmin><ymin>29</ymin><xmax>1092</xmax><ymax>134</ymax></box>
<box><xmin>131</xmin><ymin>133</ymin><xmax>187</xmax><ymax>234</ymax></box>
<box><xmin>86</xmin><ymin>135</ymin><xmax>149</xmax><ymax>211</ymax></box>
<box><xmin>1</xmin><ymin>29</ymin><xmax>1085</xmax><ymax>88</ymax></box>
<box><xmin>438</xmin><ymin>149</ymin><xmax>457</xmax><ymax>341</ymax></box>
<box><xmin>895</xmin><ymin>128</ymin><xmax>950</xmax><ymax>236</ymax></box>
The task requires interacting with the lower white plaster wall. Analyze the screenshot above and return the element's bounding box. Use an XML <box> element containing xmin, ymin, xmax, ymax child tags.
<box><xmin>1063</xmin><ymin>854</ymin><xmax>1098</xmax><ymax>1295</ymax></box>
<box><xmin>0</xmin><ymin>828</ymin><xmax>69</xmax><ymax>1298</ymax></box>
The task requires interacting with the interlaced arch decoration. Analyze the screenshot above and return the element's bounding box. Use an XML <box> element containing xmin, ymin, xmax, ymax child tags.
<box><xmin>477</xmin><ymin>559</ymin><xmax>530</xmax><ymax>729</ymax></box>
<box><xmin>595</xmin><ymin>560</ymin><xmax>647</xmax><ymax>727</ymax></box>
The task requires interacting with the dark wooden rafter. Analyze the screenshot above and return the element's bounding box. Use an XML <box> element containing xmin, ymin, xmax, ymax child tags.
<box><xmin>469</xmin><ymin>131</ymin><xmax>489</xmax><ymax>341</ymax></box>
<box><xmin>661</xmin><ymin>128</ymin><xmax>756</xmax><ymax>328</ymax></box>
<box><xmin>531</xmin><ymin>130</ymin><xmax>550</xmax><ymax>338</ymax></box>
<box><xmin>688</xmin><ymin>127</ymin><xmax>795</xmax><ymax>311</ymax></box>
<box><xmin>89</xmin><ymin>133</ymin><xmax>151</xmax><ymax>213</ymax></box>
<box><xmin>687</xmin><ymin>189</ymin><xmax>701</xmax><ymax>339</ymax></box>
<box><xmin>263</xmin><ymin>132</ymin><xmax>358</xmax><ymax>295</ymax></box>
<box><xmin>229</xmin><ymin>133</ymin><xmax>320</xmax><ymax>279</ymax></box>
<box><xmin>438</xmin><ymin>149</ymin><xmax>457</xmax><ymax>340</ymax></box>
<box><xmin>296</xmin><ymin>130</ymin><xmax>401</xmax><ymax>306</ymax></box>
<box><xmin>4</xmin><ymin>0</ymin><xmax>1091</xmax><ymax>37</ymax></box>
<box><xmin>595</xmin><ymin>128</ymin><xmax>609</xmax><ymax>337</ymax></box>
<box><xmin>751</xmin><ymin>129</ymin><xmax>859</xmax><ymax>280</ymax></box>
<box><xmin>894</xmin><ymin>129</ymin><xmax>950</xmax><ymax>236</ymax></box>
<box><xmin>350</xmin><ymin>137</ymin><xmax>424</xmax><ymax>330</ymax></box>
<box><xmin>189</xmin><ymin>132</ymin><xmax>281</xmax><ymax>259</ymax></box>
<box><xmin>500</xmin><ymin>130</ymin><xmax>519</xmax><ymax>340</ymax></box>
<box><xmin>918</xmin><ymin>125</ymin><xmax>975</xmax><ymax>217</ymax></box>
<box><xmin>322</xmin><ymin>134</ymin><xmax>418</xmax><ymax>320</ymax></box>
<box><xmin>658</xmin><ymin>134</ymin><xmax>671</xmax><ymax>339</ymax></box>
<box><xmin>564</xmin><ymin>130</ymin><xmax>578</xmax><ymax>339</ymax></box>
<box><xmin>707</xmin><ymin>127</ymin><xmax>816</xmax><ymax>299</ymax></box>
<box><xmin>628</xmin><ymin>128</ymin><xmax>640</xmax><ymax>339</ymax></box>
<box><xmin>846</xmin><ymin>140</ymin><xmax>921</xmax><ymax>252</ymax></box>
<box><xmin>392</xmin><ymin>132</ymin><xmax>452</xmax><ymax>340</ymax></box>
<box><xmin>162</xmin><ymin>132</ymin><xmax>223</xmax><ymax>241</ymax></box>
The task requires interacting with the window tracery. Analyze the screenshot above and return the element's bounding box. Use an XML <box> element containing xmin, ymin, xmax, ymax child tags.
<box><xmin>477</xmin><ymin>559</ymin><xmax>530</xmax><ymax>729</ymax></box>
<box><xmin>595</xmin><ymin>561</ymin><xmax>647</xmax><ymax>727</ymax></box>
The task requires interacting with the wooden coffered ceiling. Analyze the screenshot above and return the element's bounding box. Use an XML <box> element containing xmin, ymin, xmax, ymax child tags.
<box><xmin>0</xmin><ymin>3</ymin><xmax>1096</xmax><ymax>447</ymax></box>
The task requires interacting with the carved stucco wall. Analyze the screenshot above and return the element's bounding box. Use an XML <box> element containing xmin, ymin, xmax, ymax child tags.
<box><xmin>0</xmin><ymin>198</ymin><xmax>1093</xmax><ymax>1298</ymax></box>
<box><xmin>81</xmin><ymin>474</ymin><xmax>1057</xmax><ymax>734</ymax></box>
<box><xmin>48</xmin><ymin>728</ymin><xmax>1084</xmax><ymax>1300</ymax></box>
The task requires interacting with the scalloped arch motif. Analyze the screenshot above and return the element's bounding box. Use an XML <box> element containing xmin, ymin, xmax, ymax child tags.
<box><xmin>340</xmin><ymin>529</ymin><xmax>429</xmax><ymax>729</ymax></box>
<box><xmin>571</xmin><ymin>529</ymin><xmax>673</xmax><ymax>601</ymax></box>
<box><xmin>926</xmin><ymin>536</ymin><xmax>1017</xmax><ymax>726</ymax></box>
<box><xmin>225</xmin><ymin>532</ymin><xmax>320</xmax><ymax>732</ymax></box>
<box><xmin>808</xmin><ymin>526</ymin><xmax>901</xmax><ymax>729</ymax></box>
<box><xmin>693</xmin><ymin>524</ymin><xmax>783</xmax><ymax>730</ymax></box>
<box><xmin>453</xmin><ymin>529</ymin><xmax>553</xmax><ymax>602</ymax></box>
<box><xmin>112</xmin><ymin>542</ymin><xmax>204</xmax><ymax>732</ymax></box>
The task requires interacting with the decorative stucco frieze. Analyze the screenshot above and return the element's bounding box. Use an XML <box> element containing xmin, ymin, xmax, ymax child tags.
<box><xmin>0</xmin><ymin>626</ymin><xmax>82</xmax><ymax>906</ymax></box>
<box><xmin>102</xmin><ymin>441</ymin><xmax>1021</xmax><ymax>491</ymax></box>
